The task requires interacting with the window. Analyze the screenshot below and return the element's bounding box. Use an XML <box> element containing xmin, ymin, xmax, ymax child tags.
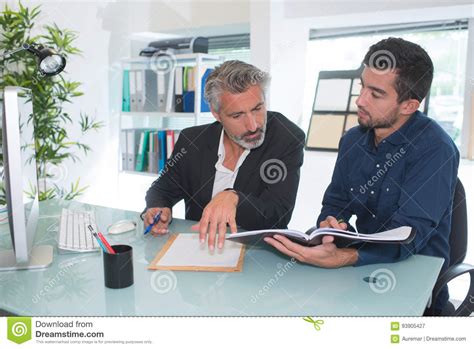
<box><xmin>304</xmin><ymin>21</ymin><xmax>468</xmax><ymax>147</ymax></box>
<box><xmin>208</xmin><ymin>34</ymin><xmax>251</xmax><ymax>63</ymax></box>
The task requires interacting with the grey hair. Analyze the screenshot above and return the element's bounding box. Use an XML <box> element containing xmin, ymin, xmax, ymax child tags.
<box><xmin>204</xmin><ymin>60</ymin><xmax>270</xmax><ymax>112</ymax></box>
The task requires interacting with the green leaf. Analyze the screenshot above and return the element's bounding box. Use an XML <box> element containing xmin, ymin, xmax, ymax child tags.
<box><xmin>0</xmin><ymin>1</ymin><xmax>101</xmax><ymax>201</ymax></box>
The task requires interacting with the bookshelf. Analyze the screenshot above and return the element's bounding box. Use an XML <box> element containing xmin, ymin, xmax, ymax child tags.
<box><xmin>118</xmin><ymin>53</ymin><xmax>222</xmax><ymax>176</ymax></box>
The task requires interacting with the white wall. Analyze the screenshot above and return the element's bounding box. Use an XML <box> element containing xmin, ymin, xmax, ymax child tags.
<box><xmin>284</xmin><ymin>0</ymin><xmax>474</xmax><ymax>18</ymax></box>
<box><xmin>2</xmin><ymin>0</ymin><xmax>472</xmax><ymax>212</ymax></box>
<box><xmin>252</xmin><ymin>1</ymin><xmax>474</xmax><ymax>130</ymax></box>
<box><xmin>0</xmin><ymin>0</ymin><xmax>250</xmax><ymax>210</ymax></box>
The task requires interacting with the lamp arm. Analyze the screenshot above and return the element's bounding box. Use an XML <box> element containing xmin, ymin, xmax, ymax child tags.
<box><xmin>2</xmin><ymin>44</ymin><xmax>28</xmax><ymax>59</ymax></box>
<box><xmin>2</xmin><ymin>43</ymin><xmax>40</xmax><ymax>59</ymax></box>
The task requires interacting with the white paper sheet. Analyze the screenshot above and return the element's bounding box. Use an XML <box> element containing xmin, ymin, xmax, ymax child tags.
<box><xmin>155</xmin><ymin>234</ymin><xmax>243</xmax><ymax>268</ymax></box>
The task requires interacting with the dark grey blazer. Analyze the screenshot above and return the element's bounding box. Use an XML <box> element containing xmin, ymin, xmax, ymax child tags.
<box><xmin>144</xmin><ymin>111</ymin><xmax>305</xmax><ymax>229</ymax></box>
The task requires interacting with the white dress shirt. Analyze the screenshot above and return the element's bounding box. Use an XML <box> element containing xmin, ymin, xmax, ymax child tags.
<box><xmin>211</xmin><ymin>130</ymin><xmax>250</xmax><ymax>198</ymax></box>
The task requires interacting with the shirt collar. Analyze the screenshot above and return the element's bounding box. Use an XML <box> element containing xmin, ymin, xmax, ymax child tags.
<box><xmin>215</xmin><ymin>129</ymin><xmax>250</xmax><ymax>172</ymax></box>
<box><xmin>384</xmin><ymin>111</ymin><xmax>419</xmax><ymax>145</ymax></box>
<box><xmin>360</xmin><ymin>111</ymin><xmax>420</xmax><ymax>149</ymax></box>
<box><xmin>217</xmin><ymin>128</ymin><xmax>225</xmax><ymax>158</ymax></box>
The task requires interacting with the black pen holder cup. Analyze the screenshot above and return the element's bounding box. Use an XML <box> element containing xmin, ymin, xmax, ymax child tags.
<box><xmin>103</xmin><ymin>245</ymin><xmax>134</xmax><ymax>289</ymax></box>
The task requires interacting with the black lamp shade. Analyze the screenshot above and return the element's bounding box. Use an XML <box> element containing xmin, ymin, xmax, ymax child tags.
<box><xmin>25</xmin><ymin>44</ymin><xmax>66</xmax><ymax>76</ymax></box>
<box><xmin>37</xmin><ymin>47</ymin><xmax>66</xmax><ymax>76</ymax></box>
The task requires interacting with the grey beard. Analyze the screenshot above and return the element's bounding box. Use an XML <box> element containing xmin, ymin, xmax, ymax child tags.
<box><xmin>228</xmin><ymin>130</ymin><xmax>266</xmax><ymax>150</ymax></box>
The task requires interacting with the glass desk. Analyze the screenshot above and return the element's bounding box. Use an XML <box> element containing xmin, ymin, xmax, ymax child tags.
<box><xmin>0</xmin><ymin>200</ymin><xmax>443</xmax><ymax>316</ymax></box>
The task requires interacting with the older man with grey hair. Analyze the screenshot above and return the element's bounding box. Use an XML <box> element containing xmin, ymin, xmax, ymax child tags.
<box><xmin>143</xmin><ymin>60</ymin><xmax>305</xmax><ymax>251</ymax></box>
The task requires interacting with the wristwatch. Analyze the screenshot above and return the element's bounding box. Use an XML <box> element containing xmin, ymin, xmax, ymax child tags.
<box><xmin>224</xmin><ymin>188</ymin><xmax>238</xmax><ymax>195</ymax></box>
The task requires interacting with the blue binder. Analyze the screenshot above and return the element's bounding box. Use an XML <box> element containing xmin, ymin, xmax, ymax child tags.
<box><xmin>158</xmin><ymin>131</ymin><xmax>167</xmax><ymax>172</ymax></box>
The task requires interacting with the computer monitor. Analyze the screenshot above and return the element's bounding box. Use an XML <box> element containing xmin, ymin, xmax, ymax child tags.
<box><xmin>0</xmin><ymin>86</ymin><xmax>53</xmax><ymax>271</ymax></box>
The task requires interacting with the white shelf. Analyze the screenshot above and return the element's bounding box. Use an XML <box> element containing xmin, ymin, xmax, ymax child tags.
<box><xmin>118</xmin><ymin>52</ymin><xmax>222</xmax><ymax>176</ymax></box>
<box><xmin>120</xmin><ymin>112</ymin><xmax>214</xmax><ymax>129</ymax></box>
<box><xmin>121</xmin><ymin>112</ymin><xmax>198</xmax><ymax>118</ymax></box>
<box><xmin>121</xmin><ymin>53</ymin><xmax>222</xmax><ymax>65</ymax></box>
<box><xmin>119</xmin><ymin>170</ymin><xmax>158</xmax><ymax>177</ymax></box>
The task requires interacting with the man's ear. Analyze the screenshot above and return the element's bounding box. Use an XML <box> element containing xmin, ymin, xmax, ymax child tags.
<box><xmin>211</xmin><ymin>107</ymin><xmax>221</xmax><ymax>123</ymax></box>
<box><xmin>399</xmin><ymin>98</ymin><xmax>420</xmax><ymax>116</ymax></box>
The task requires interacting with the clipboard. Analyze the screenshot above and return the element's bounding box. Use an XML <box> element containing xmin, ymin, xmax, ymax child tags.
<box><xmin>148</xmin><ymin>233</ymin><xmax>246</xmax><ymax>272</ymax></box>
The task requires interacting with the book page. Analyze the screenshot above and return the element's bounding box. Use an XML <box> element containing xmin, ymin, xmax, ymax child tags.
<box><xmin>149</xmin><ymin>234</ymin><xmax>245</xmax><ymax>272</ymax></box>
<box><xmin>366</xmin><ymin>226</ymin><xmax>413</xmax><ymax>240</ymax></box>
<box><xmin>311</xmin><ymin>226</ymin><xmax>413</xmax><ymax>241</ymax></box>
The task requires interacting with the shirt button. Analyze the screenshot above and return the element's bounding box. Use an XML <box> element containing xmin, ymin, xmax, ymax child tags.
<box><xmin>376</xmin><ymin>164</ymin><xmax>380</xmax><ymax>168</ymax></box>
<box><xmin>370</xmin><ymin>190</ymin><xmax>375</xmax><ymax>195</ymax></box>
<box><xmin>350</xmin><ymin>188</ymin><xmax>354</xmax><ymax>191</ymax></box>
<box><xmin>386</xmin><ymin>188</ymin><xmax>390</xmax><ymax>192</ymax></box>
<box><xmin>372</xmin><ymin>214</ymin><xmax>376</xmax><ymax>218</ymax></box>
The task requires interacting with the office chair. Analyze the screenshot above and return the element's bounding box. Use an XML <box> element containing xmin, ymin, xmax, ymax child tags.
<box><xmin>426</xmin><ymin>178</ymin><xmax>474</xmax><ymax>316</ymax></box>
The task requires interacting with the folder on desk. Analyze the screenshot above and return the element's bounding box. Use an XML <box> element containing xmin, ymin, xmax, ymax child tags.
<box><xmin>148</xmin><ymin>233</ymin><xmax>245</xmax><ymax>272</ymax></box>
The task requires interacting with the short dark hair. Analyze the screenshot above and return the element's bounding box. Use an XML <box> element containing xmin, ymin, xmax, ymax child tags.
<box><xmin>363</xmin><ymin>37</ymin><xmax>433</xmax><ymax>103</ymax></box>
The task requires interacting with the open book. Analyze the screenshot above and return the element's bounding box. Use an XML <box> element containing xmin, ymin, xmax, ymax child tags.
<box><xmin>226</xmin><ymin>226</ymin><xmax>415</xmax><ymax>247</ymax></box>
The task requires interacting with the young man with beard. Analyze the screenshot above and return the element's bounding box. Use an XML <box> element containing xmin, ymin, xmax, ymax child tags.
<box><xmin>264</xmin><ymin>38</ymin><xmax>459</xmax><ymax>315</ymax></box>
<box><xmin>143</xmin><ymin>60</ymin><xmax>305</xmax><ymax>251</ymax></box>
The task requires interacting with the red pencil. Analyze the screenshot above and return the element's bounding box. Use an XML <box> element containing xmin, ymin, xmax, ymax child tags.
<box><xmin>98</xmin><ymin>232</ymin><xmax>116</xmax><ymax>254</ymax></box>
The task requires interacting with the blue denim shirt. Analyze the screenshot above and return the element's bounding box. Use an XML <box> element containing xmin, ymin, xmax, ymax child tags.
<box><xmin>317</xmin><ymin>111</ymin><xmax>459</xmax><ymax>311</ymax></box>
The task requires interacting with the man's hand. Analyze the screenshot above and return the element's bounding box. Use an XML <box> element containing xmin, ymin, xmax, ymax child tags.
<box><xmin>143</xmin><ymin>207</ymin><xmax>172</xmax><ymax>236</ymax></box>
<box><xmin>264</xmin><ymin>234</ymin><xmax>358</xmax><ymax>268</ymax></box>
<box><xmin>191</xmin><ymin>191</ymin><xmax>239</xmax><ymax>251</ymax></box>
<box><xmin>319</xmin><ymin>215</ymin><xmax>348</xmax><ymax>230</ymax></box>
